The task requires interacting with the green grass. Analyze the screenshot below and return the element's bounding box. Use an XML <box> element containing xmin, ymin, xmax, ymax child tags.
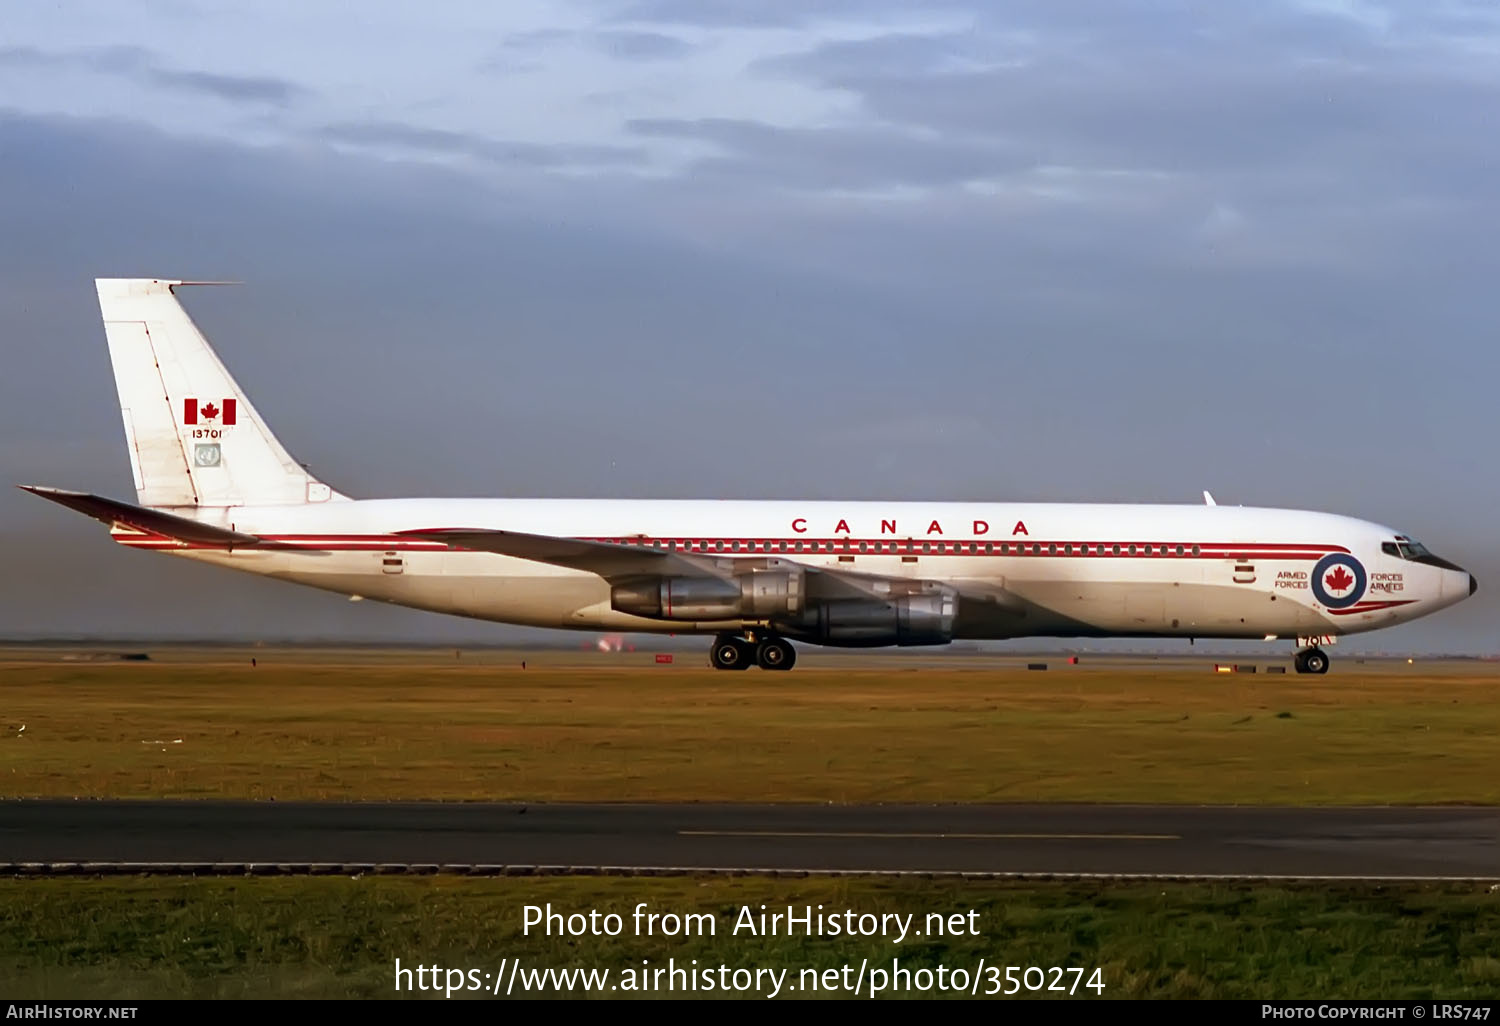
<box><xmin>2</xmin><ymin>658</ymin><xmax>1498</xmax><ymax>803</ymax></box>
<box><xmin>0</xmin><ymin>876</ymin><xmax>1495</xmax><ymax>998</ymax></box>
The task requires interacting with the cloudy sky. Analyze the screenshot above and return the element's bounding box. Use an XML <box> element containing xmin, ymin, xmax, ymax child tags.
<box><xmin>2</xmin><ymin>1</ymin><xmax>1497</xmax><ymax>650</ymax></box>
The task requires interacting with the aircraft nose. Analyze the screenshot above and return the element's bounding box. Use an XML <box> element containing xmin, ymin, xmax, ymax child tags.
<box><xmin>1439</xmin><ymin>567</ymin><xmax>1476</xmax><ymax>601</ymax></box>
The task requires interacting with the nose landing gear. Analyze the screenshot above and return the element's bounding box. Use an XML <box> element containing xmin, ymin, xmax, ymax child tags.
<box><xmin>709</xmin><ymin>632</ymin><xmax>796</xmax><ymax>671</ymax></box>
<box><xmin>1294</xmin><ymin>647</ymin><xmax>1330</xmax><ymax>674</ymax></box>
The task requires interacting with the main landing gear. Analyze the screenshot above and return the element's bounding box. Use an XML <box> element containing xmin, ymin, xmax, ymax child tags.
<box><xmin>1294</xmin><ymin>647</ymin><xmax>1330</xmax><ymax>675</ymax></box>
<box><xmin>709</xmin><ymin>632</ymin><xmax>796</xmax><ymax>671</ymax></box>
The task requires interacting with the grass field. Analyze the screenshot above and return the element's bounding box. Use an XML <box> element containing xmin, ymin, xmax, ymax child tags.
<box><xmin>0</xmin><ymin>875</ymin><xmax>1495</xmax><ymax>999</ymax></box>
<box><xmin>2</xmin><ymin>652</ymin><xmax>1498</xmax><ymax>803</ymax></box>
<box><xmin>2</xmin><ymin>649</ymin><xmax>1497</xmax><ymax>999</ymax></box>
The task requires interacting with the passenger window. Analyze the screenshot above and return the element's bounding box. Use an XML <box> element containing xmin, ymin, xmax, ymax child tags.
<box><xmin>1191</xmin><ymin>544</ymin><xmax>1200</xmax><ymax>556</ymax></box>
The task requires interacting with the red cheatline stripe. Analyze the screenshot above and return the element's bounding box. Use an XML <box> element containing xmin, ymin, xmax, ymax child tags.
<box><xmin>1327</xmin><ymin>600</ymin><xmax>1417</xmax><ymax>616</ymax></box>
<box><xmin>113</xmin><ymin>530</ymin><xmax>1352</xmax><ymax>558</ymax></box>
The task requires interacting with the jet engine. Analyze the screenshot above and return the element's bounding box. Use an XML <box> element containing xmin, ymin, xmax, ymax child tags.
<box><xmin>611</xmin><ymin>567</ymin><xmax>805</xmax><ymax>620</ymax></box>
<box><xmin>779</xmin><ymin>585</ymin><xmax>958</xmax><ymax>647</ymax></box>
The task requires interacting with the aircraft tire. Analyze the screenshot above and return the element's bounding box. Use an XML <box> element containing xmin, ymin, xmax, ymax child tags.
<box><xmin>755</xmin><ymin>637</ymin><xmax>796</xmax><ymax>671</ymax></box>
<box><xmin>710</xmin><ymin>636</ymin><xmax>753</xmax><ymax>670</ymax></box>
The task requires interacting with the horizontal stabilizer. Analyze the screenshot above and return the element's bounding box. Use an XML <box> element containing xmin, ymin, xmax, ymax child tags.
<box><xmin>19</xmin><ymin>486</ymin><xmax>267</xmax><ymax>547</ymax></box>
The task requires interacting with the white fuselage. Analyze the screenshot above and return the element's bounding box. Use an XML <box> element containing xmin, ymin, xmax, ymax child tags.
<box><xmin>113</xmin><ymin>498</ymin><xmax>1472</xmax><ymax>642</ymax></box>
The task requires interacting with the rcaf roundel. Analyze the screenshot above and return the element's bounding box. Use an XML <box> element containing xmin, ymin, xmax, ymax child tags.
<box><xmin>1311</xmin><ymin>553</ymin><xmax>1366</xmax><ymax>609</ymax></box>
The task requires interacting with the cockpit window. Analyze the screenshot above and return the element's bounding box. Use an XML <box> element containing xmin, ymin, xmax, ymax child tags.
<box><xmin>1385</xmin><ymin>537</ymin><xmax>1433</xmax><ymax>561</ymax></box>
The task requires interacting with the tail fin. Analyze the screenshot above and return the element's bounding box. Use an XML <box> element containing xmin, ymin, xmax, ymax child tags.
<box><xmin>96</xmin><ymin>278</ymin><xmax>343</xmax><ymax>508</ymax></box>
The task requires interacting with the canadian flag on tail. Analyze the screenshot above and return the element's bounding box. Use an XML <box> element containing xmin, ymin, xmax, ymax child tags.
<box><xmin>184</xmin><ymin>398</ymin><xmax>237</xmax><ymax>425</ymax></box>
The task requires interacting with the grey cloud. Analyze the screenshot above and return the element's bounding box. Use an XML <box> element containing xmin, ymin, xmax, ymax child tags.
<box><xmin>0</xmin><ymin>44</ymin><xmax>307</xmax><ymax>107</ymax></box>
<box><xmin>484</xmin><ymin>28</ymin><xmax>694</xmax><ymax>68</ymax></box>
<box><xmin>751</xmin><ymin>31</ymin><xmax>1026</xmax><ymax>80</ymax></box>
<box><xmin>755</xmin><ymin>23</ymin><xmax>1377</xmax><ymax>157</ymax></box>
<box><xmin>718</xmin><ymin>5</ymin><xmax>1500</xmax><ymax>242</ymax></box>
<box><xmin>629</xmin><ymin>116</ymin><xmax>1028</xmax><ymax>190</ymax></box>
<box><xmin>147</xmin><ymin>67</ymin><xmax>306</xmax><ymax>107</ymax></box>
<box><xmin>611</xmin><ymin>0</ymin><xmax>941</xmax><ymax>28</ymax></box>
<box><xmin>596</xmin><ymin>30</ymin><xmax>695</xmax><ymax>60</ymax></box>
<box><xmin>322</xmin><ymin>120</ymin><xmax>647</xmax><ymax>169</ymax></box>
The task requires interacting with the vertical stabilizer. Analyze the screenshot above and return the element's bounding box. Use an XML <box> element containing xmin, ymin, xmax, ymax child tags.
<box><xmin>96</xmin><ymin>278</ymin><xmax>342</xmax><ymax>508</ymax></box>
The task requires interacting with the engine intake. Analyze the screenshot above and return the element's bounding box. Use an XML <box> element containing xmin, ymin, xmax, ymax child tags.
<box><xmin>611</xmin><ymin>568</ymin><xmax>805</xmax><ymax>621</ymax></box>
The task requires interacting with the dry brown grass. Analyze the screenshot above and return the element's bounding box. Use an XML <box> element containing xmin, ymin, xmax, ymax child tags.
<box><xmin>2</xmin><ymin>652</ymin><xmax>1497</xmax><ymax>803</ymax></box>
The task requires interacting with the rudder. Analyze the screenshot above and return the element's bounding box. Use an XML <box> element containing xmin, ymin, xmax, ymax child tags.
<box><xmin>96</xmin><ymin>278</ymin><xmax>342</xmax><ymax>508</ymax></box>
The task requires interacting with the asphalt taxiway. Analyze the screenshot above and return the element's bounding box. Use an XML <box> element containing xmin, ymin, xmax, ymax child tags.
<box><xmin>1</xmin><ymin>801</ymin><xmax>1495</xmax><ymax>879</ymax></box>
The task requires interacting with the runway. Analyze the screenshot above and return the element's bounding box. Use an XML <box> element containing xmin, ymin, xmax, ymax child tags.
<box><xmin>1</xmin><ymin>801</ymin><xmax>1496</xmax><ymax>879</ymax></box>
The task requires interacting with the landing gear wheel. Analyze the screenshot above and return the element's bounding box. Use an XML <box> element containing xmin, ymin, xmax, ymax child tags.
<box><xmin>709</xmin><ymin>635</ymin><xmax>753</xmax><ymax>671</ymax></box>
<box><xmin>1295</xmin><ymin>648</ymin><xmax>1330</xmax><ymax>675</ymax></box>
<box><xmin>755</xmin><ymin>637</ymin><xmax>796</xmax><ymax>671</ymax></box>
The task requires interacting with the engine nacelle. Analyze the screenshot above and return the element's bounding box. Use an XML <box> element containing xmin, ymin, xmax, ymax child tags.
<box><xmin>611</xmin><ymin>568</ymin><xmax>805</xmax><ymax>621</ymax></box>
<box><xmin>779</xmin><ymin>586</ymin><xmax>958</xmax><ymax>647</ymax></box>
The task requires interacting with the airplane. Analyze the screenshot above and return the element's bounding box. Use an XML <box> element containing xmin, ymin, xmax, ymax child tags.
<box><xmin>22</xmin><ymin>279</ymin><xmax>1477</xmax><ymax>674</ymax></box>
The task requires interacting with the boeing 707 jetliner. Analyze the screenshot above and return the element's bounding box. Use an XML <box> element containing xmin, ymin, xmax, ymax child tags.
<box><xmin>22</xmin><ymin>279</ymin><xmax>1477</xmax><ymax>673</ymax></box>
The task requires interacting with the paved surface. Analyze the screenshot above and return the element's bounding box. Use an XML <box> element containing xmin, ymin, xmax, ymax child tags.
<box><xmin>1</xmin><ymin>801</ymin><xmax>1496</xmax><ymax>878</ymax></box>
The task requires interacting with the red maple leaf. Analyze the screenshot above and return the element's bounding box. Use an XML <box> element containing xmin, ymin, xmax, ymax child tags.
<box><xmin>200</xmin><ymin>402</ymin><xmax>219</xmax><ymax>420</ymax></box>
<box><xmin>1325</xmin><ymin>566</ymin><xmax>1355</xmax><ymax>592</ymax></box>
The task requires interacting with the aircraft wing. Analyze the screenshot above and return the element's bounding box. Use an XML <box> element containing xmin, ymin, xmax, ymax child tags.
<box><xmin>19</xmin><ymin>486</ymin><xmax>271</xmax><ymax>548</ymax></box>
<box><xmin>400</xmin><ymin>527</ymin><xmax>906</xmax><ymax>594</ymax></box>
<box><xmin>397</xmin><ymin>527</ymin><xmax>734</xmax><ymax>580</ymax></box>
<box><xmin>400</xmin><ymin>527</ymin><xmax>1020</xmax><ymax>610</ymax></box>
